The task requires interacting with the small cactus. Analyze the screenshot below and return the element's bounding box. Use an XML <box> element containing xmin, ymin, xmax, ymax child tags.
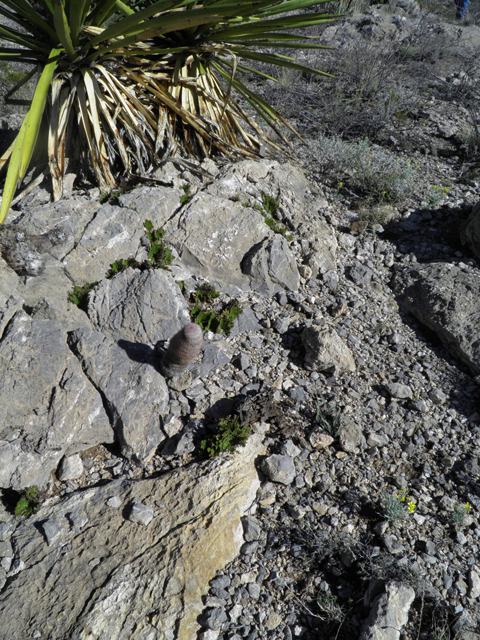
<box><xmin>160</xmin><ymin>323</ymin><xmax>203</xmax><ymax>378</ymax></box>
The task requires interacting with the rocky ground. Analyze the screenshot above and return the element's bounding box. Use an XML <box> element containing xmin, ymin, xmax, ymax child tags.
<box><xmin>0</xmin><ymin>1</ymin><xmax>480</xmax><ymax>640</ymax></box>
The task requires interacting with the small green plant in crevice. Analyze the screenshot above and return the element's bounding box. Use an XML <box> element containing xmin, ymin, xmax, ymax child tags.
<box><xmin>14</xmin><ymin>486</ymin><xmax>41</xmax><ymax>518</ymax></box>
<box><xmin>106</xmin><ymin>257</ymin><xmax>139</xmax><ymax>279</ymax></box>
<box><xmin>315</xmin><ymin>591</ymin><xmax>346</xmax><ymax>625</ymax></box>
<box><xmin>380</xmin><ymin>488</ymin><xmax>416</xmax><ymax>523</ymax></box>
<box><xmin>69</xmin><ymin>282</ymin><xmax>98</xmax><ymax>312</ymax></box>
<box><xmin>257</xmin><ymin>192</ymin><xmax>292</xmax><ymax>242</ymax></box>
<box><xmin>191</xmin><ymin>301</ymin><xmax>242</xmax><ymax>336</ymax></box>
<box><xmin>144</xmin><ymin>219</ymin><xmax>173</xmax><ymax>268</ymax></box>
<box><xmin>315</xmin><ymin>394</ymin><xmax>342</xmax><ymax>437</ymax></box>
<box><xmin>193</xmin><ymin>283</ymin><xmax>220</xmax><ymax>304</ymax></box>
<box><xmin>200</xmin><ymin>415</ymin><xmax>251</xmax><ymax>458</ymax></box>
<box><xmin>450</xmin><ymin>502</ymin><xmax>472</xmax><ymax>528</ymax></box>
<box><xmin>99</xmin><ymin>188</ymin><xmax>124</xmax><ymax>204</ymax></box>
<box><xmin>180</xmin><ymin>184</ymin><xmax>192</xmax><ymax>206</ymax></box>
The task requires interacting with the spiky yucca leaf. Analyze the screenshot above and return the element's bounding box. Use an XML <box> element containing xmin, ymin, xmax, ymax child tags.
<box><xmin>0</xmin><ymin>0</ymin><xmax>339</xmax><ymax>223</ymax></box>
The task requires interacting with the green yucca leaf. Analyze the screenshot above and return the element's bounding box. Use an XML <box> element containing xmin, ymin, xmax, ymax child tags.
<box><xmin>0</xmin><ymin>0</ymin><xmax>58</xmax><ymax>39</ymax></box>
<box><xmin>19</xmin><ymin>49</ymin><xmax>62</xmax><ymax>181</ymax></box>
<box><xmin>0</xmin><ymin>117</ymin><xmax>28</xmax><ymax>224</ymax></box>
<box><xmin>69</xmin><ymin>0</ymin><xmax>91</xmax><ymax>47</ymax></box>
<box><xmin>54</xmin><ymin>0</ymin><xmax>77</xmax><ymax>61</ymax></box>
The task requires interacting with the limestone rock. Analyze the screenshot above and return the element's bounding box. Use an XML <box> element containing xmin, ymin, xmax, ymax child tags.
<box><xmin>62</xmin><ymin>202</ymin><xmax>146</xmax><ymax>284</ymax></box>
<box><xmin>0</xmin><ymin>435</ymin><xmax>265</xmax><ymax>640</ymax></box>
<box><xmin>242</xmin><ymin>234</ymin><xmax>300</xmax><ymax>292</ymax></box>
<box><xmin>57</xmin><ymin>454</ymin><xmax>84</xmax><ymax>481</ymax></box>
<box><xmin>360</xmin><ymin>581</ymin><xmax>415</xmax><ymax>640</ymax></box>
<box><xmin>0</xmin><ymin>312</ymin><xmax>112</xmax><ymax>490</ymax></box>
<box><xmin>118</xmin><ymin>185</ymin><xmax>184</xmax><ymax>228</ymax></box>
<box><xmin>392</xmin><ymin>262</ymin><xmax>480</xmax><ymax>374</ymax></box>
<box><xmin>88</xmin><ymin>267</ymin><xmax>191</xmax><ymax>345</ymax></box>
<box><xmin>301</xmin><ymin>326</ymin><xmax>356</xmax><ymax>373</ymax></box>
<box><xmin>68</xmin><ymin>327</ymin><xmax>169</xmax><ymax>465</ymax></box>
<box><xmin>167</xmin><ymin>193</ymin><xmax>270</xmax><ymax>287</ymax></box>
<box><xmin>262</xmin><ymin>454</ymin><xmax>296</xmax><ymax>485</ymax></box>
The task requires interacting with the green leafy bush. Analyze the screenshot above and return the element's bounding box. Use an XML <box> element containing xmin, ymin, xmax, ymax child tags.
<box><xmin>200</xmin><ymin>415</ymin><xmax>251</xmax><ymax>458</ymax></box>
<box><xmin>191</xmin><ymin>302</ymin><xmax>242</xmax><ymax>336</ymax></box>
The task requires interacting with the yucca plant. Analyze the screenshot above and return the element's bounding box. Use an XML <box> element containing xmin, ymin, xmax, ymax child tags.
<box><xmin>0</xmin><ymin>0</ymin><xmax>338</xmax><ymax>223</ymax></box>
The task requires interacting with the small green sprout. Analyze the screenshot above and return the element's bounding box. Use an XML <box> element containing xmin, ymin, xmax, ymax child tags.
<box><xmin>15</xmin><ymin>486</ymin><xmax>41</xmax><ymax>518</ymax></box>
<box><xmin>193</xmin><ymin>283</ymin><xmax>220</xmax><ymax>304</ymax></box>
<box><xmin>180</xmin><ymin>184</ymin><xmax>191</xmax><ymax>206</ymax></box>
<box><xmin>200</xmin><ymin>415</ymin><xmax>251</xmax><ymax>458</ymax></box>
<box><xmin>144</xmin><ymin>220</ymin><xmax>173</xmax><ymax>267</ymax></box>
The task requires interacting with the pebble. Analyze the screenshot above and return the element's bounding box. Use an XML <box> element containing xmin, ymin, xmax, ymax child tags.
<box><xmin>261</xmin><ymin>455</ymin><xmax>296</xmax><ymax>485</ymax></box>
<box><xmin>128</xmin><ymin>502</ymin><xmax>155</xmax><ymax>526</ymax></box>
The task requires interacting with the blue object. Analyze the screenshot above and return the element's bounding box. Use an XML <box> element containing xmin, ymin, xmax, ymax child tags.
<box><xmin>455</xmin><ymin>0</ymin><xmax>470</xmax><ymax>18</ymax></box>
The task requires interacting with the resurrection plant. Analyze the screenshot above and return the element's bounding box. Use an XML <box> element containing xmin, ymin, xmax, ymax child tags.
<box><xmin>0</xmin><ymin>0</ymin><xmax>338</xmax><ymax>222</ymax></box>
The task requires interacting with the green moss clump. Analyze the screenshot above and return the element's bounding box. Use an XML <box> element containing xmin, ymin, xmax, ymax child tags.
<box><xmin>69</xmin><ymin>282</ymin><xmax>98</xmax><ymax>311</ymax></box>
<box><xmin>14</xmin><ymin>486</ymin><xmax>41</xmax><ymax>518</ymax></box>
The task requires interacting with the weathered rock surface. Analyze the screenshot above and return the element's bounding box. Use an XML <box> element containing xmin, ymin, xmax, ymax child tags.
<box><xmin>0</xmin><ymin>312</ymin><xmax>112</xmax><ymax>490</ymax></box>
<box><xmin>392</xmin><ymin>262</ymin><xmax>480</xmax><ymax>374</ymax></box>
<box><xmin>167</xmin><ymin>193</ymin><xmax>271</xmax><ymax>287</ymax></box>
<box><xmin>0</xmin><ymin>435</ymin><xmax>265</xmax><ymax>640</ymax></box>
<box><xmin>88</xmin><ymin>267</ymin><xmax>191</xmax><ymax>345</ymax></box>
<box><xmin>360</xmin><ymin>582</ymin><xmax>415</xmax><ymax>640</ymax></box>
<box><xmin>68</xmin><ymin>327</ymin><xmax>169</xmax><ymax>464</ymax></box>
<box><xmin>242</xmin><ymin>234</ymin><xmax>300</xmax><ymax>292</ymax></box>
<box><xmin>301</xmin><ymin>325</ymin><xmax>356</xmax><ymax>373</ymax></box>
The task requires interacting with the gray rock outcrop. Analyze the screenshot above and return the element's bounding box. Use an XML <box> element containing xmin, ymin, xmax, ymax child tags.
<box><xmin>88</xmin><ymin>268</ymin><xmax>191</xmax><ymax>345</ymax></box>
<box><xmin>0</xmin><ymin>434</ymin><xmax>264</xmax><ymax>640</ymax></box>
<box><xmin>360</xmin><ymin>582</ymin><xmax>415</xmax><ymax>640</ymax></box>
<box><xmin>242</xmin><ymin>234</ymin><xmax>300</xmax><ymax>292</ymax></box>
<box><xmin>392</xmin><ymin>262</ymin><xmax>480</xmax><ymax>374</ymax></box>
<box><xmin>68</xmin><ymin>327</ymin><xmax>169</xmax><ymax>465</ymax></box>
<box><xmin>0</xmin><ymin>312</ymin><xmax>112</xmax><ymax>490</ymax></box>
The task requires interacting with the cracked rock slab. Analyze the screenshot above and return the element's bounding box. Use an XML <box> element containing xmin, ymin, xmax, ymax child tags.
<box><xmin>0</xmin><ymin>435</ymin><xmax>265</xmax><ymax>640</ymax></box>
<box><xmin>392</xmin><ymin>262</ymin><xmax>480</xmax><ymax>374</ymax></box>
<box><xmin>88</xmin><ymin>267</ymin><xmax>191</xmax><ymax>345</ymax></box>
<box><xmin>0</xmin><ymin>311</ymin><xmax>112</xmax><ymax>490</ymax></box>
<box><xmin>68</xmin><ymin>327</ymin><xmax>169</xmax><ymax>464</ymax></box>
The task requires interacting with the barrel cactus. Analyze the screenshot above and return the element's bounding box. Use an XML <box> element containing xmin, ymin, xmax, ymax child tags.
<box><xmin>160</xmin><ymin>323</ymin><xmax>203</xmax><ymax>379</ymax></box>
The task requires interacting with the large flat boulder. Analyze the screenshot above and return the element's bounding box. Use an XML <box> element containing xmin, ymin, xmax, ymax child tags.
<box><xmin>0</xmin><ymin>434</ymin><xmax>265</xmax><ymax>640</ymax></box>
<box><xmin>166</xmin><ymin>193</ymin><xmax>271</xmax><ymax>287</ymax></box>
<box><xmin>392</xmin><ymin>262</ymin><xmax>480</xmax><ymax>374</ymax></box>
<box><xmin>0</xmin><ymin>312</ymin><xmax>112</xmax><ymax>490</ymax></box>
<box><xmin>68</xmin><ymin>327</ymin><xmax>169</xmax><ymax>465</ymax></box>
<box><xmin>88</xmin><ymin>268</ymin><xmax>191</xmax><ymax>345</ymax></box>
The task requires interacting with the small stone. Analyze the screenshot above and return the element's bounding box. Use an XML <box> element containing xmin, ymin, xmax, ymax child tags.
<box><xmin>468</xmin><ymin>569</ymin><xmax>480</xmax><ymax>598</ymax></box>
<box><xmin>280</xmin><ymin>439</ymin><xmax>301</xmax><ymax>458</ymax></box>
<box><xmin>383</xmin><ymin>534</ymin><xmax>404</xmax><ymax>555</ymax></box>
<box><xmin>42</xmin><ymin>519</ymin><xmax>63</xmax><ymax>546</ymax></box>
<box><xmin>339</xmin><ymin>421</ymin><xmax>362</xmax><ymax>453</ymax></box>
<box><xmin>262</xmin><ymin>454</ymin><xmax>295</xmax><ymax>485</ymax></box>
<box><xmin>106</xmin><ymin>496</ymin><xmax>122</xmax><ymax>508</ymax></box>
<box><xmin>309</xmin><ymin>428</ymin><xmax>334</xmax><ymax>449</ymax></box>
<box><xmin>0</xmin><ymin>523</ymin><xmax>14</xmax><ymax>541</ymax></box>
<box><xmin>204</xmin><ymin>607</ymin><xmax>227</xmax><ymax>630</ymax></box>
<box><xmin>57</xmin><ymin>454</ymin><xmax>84</xmax><ymax>481</ymax></box>
<box><xmin>443</xmin><ymin>574</ymin><xmax>453</xmax><ymax>590</ymax></box>
<box><xmin>265</xmin><ymin>612</ymin><xmax>282</xmax><ymax>631</ymax></box>
<box><xmin>128</xmin><ymin>502</ymin><xmax>154</xmax><ymax>526</ymax></box>
<box><xmin>247</xmin><ymin>583</ymin><xmax>261</xmax><ymax>599</ymax></box>
<box><xmin>349</xmin><ymin>262</ymin><xmax>373</xmax><ymax>285</ymax></box>
<box><xmin>273</xmin><ymin>316</ymin><xmax>291</xmax><ymax>334</ymax></box>
<box><xmin>210</xmin><ymin>575</ymin><xmax>231</xmax><ymax>590</ymax></box>
<box><xmin>242</xmin><ymin>516</ymin><xmax>261</xmax><ymax>542</ymax></box>
<box><xmin>385</xmin><ymin>383</ymin><xmax>412</xmax><ymax>399</ymax></box>
<box><xmin>457</xmin><ymin>531</ymin><xmax>468</xmax><ymax>545</ymax></box>
<box><xmin>456</xmin><ymin>577</ymin><xmax>468</xmax><ymax>596</ymax></box>
<box><xmin>429</xmin><ymin>389</ymin><xmax>447</xmax><ymax>405</ymax></box>
<box><xmin>199</xmin><ymin>630</ymin><xmax>219</xmax><ymax>640</ymax></box>
<box><xmin>411</xmin><ymin>399</ymin><xmax>429</xmax><ymax>413</ymax></box>
<box><xmin>69</xmin><ymin>512</ymin><xmax>88</xmax><ymax>530</ymax></box>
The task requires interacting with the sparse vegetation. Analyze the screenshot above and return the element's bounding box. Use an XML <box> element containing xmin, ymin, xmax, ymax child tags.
<box><xmin>200</xmin><ymin>415</ymin><xmax>251</xmax><ymax>458</ymax></box>
<box><xmin>180</xmin><ymin>184</ymin><xmax>192</xmax><ymax>207</ymax></box>
<box><xmin>191</xmin><ymin>301</ymin><xmax>242</xmax><ymax>336</ymax></box>
<box><xmin>193</xmin><ymin>283</ymin><xmax>221</xmax><ymax>305</ymax></box>
<box><xmin>69</xmin><ymin>282</ymin><xmax>98</xmax><ymax>312</ymax></box>
<box><xmin>381</xmin><ymin>488</ymin><xmax>416</xmax><ymax>523</ymax></box>
<box><xmin>14</xmin><ymin>486</ymin><xmax>41</xmax><ymax>518</ymax></box>
<box><xmin>450</xmin><ymin>502</ymin><xmax>472</xmax><ymax>528</ymax></box>
<box><xmin>315</xmin><ymin>394</ymin><xmax>342</xmax><ymax>437</ymax></box>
